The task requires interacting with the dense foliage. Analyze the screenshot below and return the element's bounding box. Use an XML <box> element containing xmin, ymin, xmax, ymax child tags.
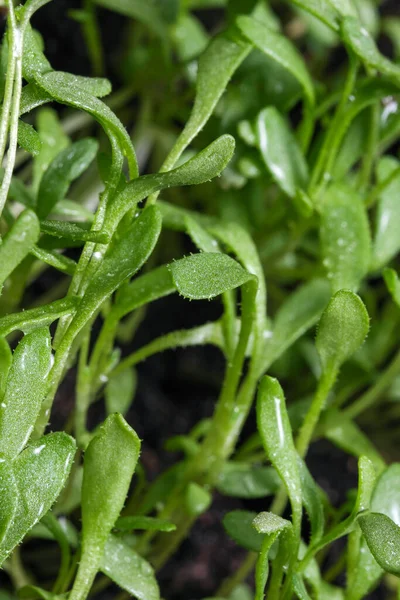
<box><xmin>1</xmin><ymin>0</ymin><xmax>400</xmax><ymax>598</ymax></box>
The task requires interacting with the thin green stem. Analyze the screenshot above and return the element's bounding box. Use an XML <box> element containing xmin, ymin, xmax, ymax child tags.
<box><xmin>358</xmin><ymin>102</ymin><xmax>379</xmax><ymax>192</ymax></box>
<box><xmin>75</xmin><ymin>330</ymin><xmax>92</xmax><ymax>448</ymax></box>
<box><xmin>343</xmin><ymin>348</ymin><xmax>400</xmax><ymax>420</ymax></box>
<box><xmin>296</xmin><ymin>369</ymin><xmax>336</xmax><ymax>458</ymax></box>
<box><xmin>366</xmin><ymin>164</ymin><xmax>400</xmax><ymax>208</ymax></box>
<box><xmin>216</xmin><ymin>552</ymin><xmax>257</xmax><ymax>598</ymax></box>
<box><xmin>310</xmin><ymin>56</ymin><xmax>358</xmax><ymax>194</ymax></box>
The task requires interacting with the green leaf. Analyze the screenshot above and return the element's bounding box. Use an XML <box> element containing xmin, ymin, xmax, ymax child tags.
<box><xmin>0</xmin><ymin>298</ymin><xmax>80</xmax><ymax>337</ymax></box>
<box><xmin>105</xmin><ymin>368</ymin><xmax>136</xmax><ymax>416</ymax></box>
<box><xmin>22</xmin><ymin>26</ymin><xmax>52</xmax><ymax>82</ymax></box>
<box><xmin>185</xmin><ymin>483</ymin><xmax>212</xmax><ymax>517</ymax></box>
<box><xmin>37</xmin><ymin>139</ymin><xmax>99</xmax><ymax>219</ymax></box>
<box><xmin>172</xmin><ymin>14</ymin><xmax>209</xmax><ymax>61</ymax></box>
<box><xmin>298</xmin><ymin>458</ymin><xmax>324</xmax><ymax>543</ymax></box>
<box><xmin>359</xmin><ymin>513</ymin><xmax>400</xmax><ymax>575</ymax></box>
<box><xmin>237</xmin><ymin>16</ymin><xmax>314</xmax><ymax>105</ymax></box>
<box><xmin>323</xmin><ymin>412</ymin><xmax>385</xmax><ymax>474</ymax></box>
<box><xmin>17</xmin><ymin>120</ymin><xmax>42</xmax><ymax>156</ymax></box>
<box><xmin>169</xmin><ymin>253</ymin><xmax>255</xmax><ymax>300</ymax></box>
<box><xmin>159</xmin><ymin>31</ymin><xmax>251</xmax><ymax>172</ymax></box>
<box><xmin>100</xmin><ymin>535</ymin><xmax>160</xmax><ymax>600</ymax></box>
<box><xmin>30</xmin><ymin>246</ymin><xmax>77</xmax><ymax>276</ymax></box>
<box><xmin>0</xmin><ymin>462</ymin><xmax>18</xmax><ymax>544</ymax></box>
<box><xmin>260</xmin><ymin>278</ymin><xmax>331</xmax><ymax>375</ymax></box>
<box><xmin>223</xmin><ymin>510</ymin><xmax>264</xmax><ymax>551</ymax></box>
<box><xmin>0</xmin><ymin>210</ymin><xmax>40</xmax><ymax>290</ymax></box>
<box><xmin>107</xmin><ymin>135</ymin><xmax>235</xmax><ymax>231</ymax></box>
<box><xmin>288</xmin><ymin>0</ymin><xmax>339</xmax><ymax>31</ymax></box>
<box><xmin>257</xmin><ymin>376</ymin><xmax>302</xmax><ymax>533</ymax></box>
<box><xmin>316</xmin><ymin>290</ymin><xmax>369</xmax><ymax>377</ymax></box>
<box><xmin>31</xmin><ymin>108</ymin><xmax>70</xmax><ymax>192</ymax></box>
<box><xmin>115</xmin><ymin>516</ymin><xmax>176</xmax><ymax>533</ymax></box>
<box><xmin>0</xmin><ymin>432</ymin><xmax>76</xmax><ymax>565</ymax></box>
<box><xmin>63</xmin><ymin>206</ymin><xmax>162</xmax><ymax>345</ymax></box>
<box><xmin>70</xmin><ymin>415</ymin><xmax>140</xmax><ymax>600</ymax></box>
<box><xmin>113</xmin><ymin>266</ymin><xmax>175</xmax><ymax>320</ymax></box>
<box><xmin>341</xmin><ymin>17</ymin><xmax>400</xmax><ymax>85</ymax></box>
<box><xmin>36</xmin><ymin>71</ymin><xmax>138</xmax><ymax>179</ymax></box>
<box><xmin>320</xmin><ymin>184</ymin><xmax>370</xmax><ymax>293</ymax></box>
<box><xmin>40</xmin><ymin>221</ymin><xmax>109</xmax><ymax>244</ymax></box>
<box><xmin>371</xmin><ymin>157</ymin><xmax>400</xmax><ymax>270</ymax></box>
<box><xmin>94</xmin><ymin>0</ymin><xmax>166</xmax><ymax>38</ymax></box>
<box><xmin>384</xmin><ymin>268</ymin><xmax>400</xmax><ymax>308</ymax></box>
<box><xmin>217</xmin><ymin>464</ymin><xmax>280</xmax><ymax>499</ymax></box>
<box><xmin>0</xmin><ymin>338</ymin><xmax>12</xmax><ymax>400</ymax></box>
<box><xmin>350</xmin><ymin>463</ymin><xmax>400</xmax><ymax>599</ymax></box>
<box><xmin>0</xmin><ymin>328</ymin><xmax>52</xmax><ymax>460</ymax></box>
<box><xmin>255</xmin><ymin>107</ymin><xmax>308</xmax><ymax>198</ymax></box>
<box><xmin>253</xmin><ymin>512</ymin><xmax>293</xmax><ymax>600</ymax></box>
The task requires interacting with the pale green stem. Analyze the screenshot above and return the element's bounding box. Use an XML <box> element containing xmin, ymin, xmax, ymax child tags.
<box><xmin>343</xmin><ymin>348</ymin><xmax>400</xmax><ymax>420</ymax></box>
<box><xmin>0</xmin><ymin>2</ymin><xmax>22</xmax><ymax>217</ymax></box>
<box><xmin>0</xmin><ymin>4</ymin><xmax>17</xmax><ymax>167</ymax></box>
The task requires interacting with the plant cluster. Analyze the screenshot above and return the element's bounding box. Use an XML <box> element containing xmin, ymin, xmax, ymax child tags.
<box><xmin>0</xmin><ymin>0</ymin><xmax>400</xmax><ymax>599</ymax></box>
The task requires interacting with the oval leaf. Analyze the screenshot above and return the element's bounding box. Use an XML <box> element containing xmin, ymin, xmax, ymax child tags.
<box><xmin>256</xmin><ymin>107</ymin><xmax>308</xmax><ymax>198</ymax></box>
<box><xmin>320</xmin><ymin>184</ymin><xmax>371</xmax><ymax>293</ymax></box>
<box><xmin>316</xmin><ymin>290</ymin><xmax>369</xmax><ymax>376</ymax></box>
<box><xmin>0</xmin><ymin>328</ymin><xmax>52</xmax><ymax>460</ymax></box>
<box><xmin>257</xmin><ymin>376</ymin><xmax>302</xmax><ymax>533</ymax></box>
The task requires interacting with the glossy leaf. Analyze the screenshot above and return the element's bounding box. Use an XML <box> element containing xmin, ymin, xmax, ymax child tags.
<box><xmin>255</xmin><ymin>107</ymin><xmax>308</xmax><ymax>198</ymax></box>
<box><xmin>217</xmin><ymin>464</ymin><xmax>280</xmax><ymax>499</ymax></box>
<box><xmin>359</xmin><ymin>513</ymin><xmax>400</xmax><ymax>575</ymax></box>
<box><xmin>159</xmin><ymin>31</ymin><xmax>251</xmax><ymax>172</ymax></box>
<box><xmin>320</xmin><ymin>184</ymin><xmax>370</xmax><ymax>293</ymax></box>
<box><xmin>0</xmin><ymin>433</ymin><xmax>76</xmax><ymax>565</ymax></box>
<box><xmin>237</xmin><ymin>16</ymin><xmax>314</xmax><ymax>105</ymax></box>
<box><xmin>169</xmin><ymin>253</ymin><xmax>255</xmax><ymax>300</ymax></box>
<box><xmin>0</xmin><ymin>210</ymin><xmax>40</xmax><ymax>290</ymax></box>
<box><xmin>105</xmin><ymin>367</ymin><xmax>136</xmax><ymax>416</ymax></box>
<box><xmin>0</xmin><ymin>328</ymin><xmax>52</xmax><ymax>460</ymax></box>
<box><xmin>70</xmin><ymin>415</ymin><xmax>140</xmax><ymax>600</ymax></box>
<box><xmin>341</xmin><ymin>17</ymin><xmax>400</xmax><ymax>85</ymax></box>
<box><xmin>223</xmin><ymin>510</ymin><xmax>264</xmax><ymax>552</ymax></box>
<box><xmin>0</xmin><ymin>297</ymin><xmax>80</xmax><ymax>337</ymax></box>
<box><xmin>40</xmin><ymin>220</ymin><xmax>109</xmax><ymax>244</ymax></box>
<box><xmin>257</xmin><ymin>376</ymin><xmax>302</xmax><ymax>533</ymax></box>
<box><xmin>371</xmin><ymin>157</ymin><xmax>400</xmax><ymax>270</ymax></box>
<box><xmin>36</xmin><ymin>71</ymin><xmax>138</xmax><ymax>179</ymax></box>
<box><xmin>100</xmin><ymin>535</ymin><xmax>160</xmax><ymax>600</ymax></box>
<box><xmin>115</xmin><ymin>516</ymin><xmax>176</xmax><ymax>533</ymax></box>
<box><xmin>63</xmin><ymin>206</ymin><xmax>162</xmax><ymax>345</ymax></box>
<box><xmin>316</xmin><ymin>291</ymin><xmax>369</xmax><ymax>377</ymax></box>
<box><xmin>37</xmin><ymin>139</ymin><xmax>99</xmax><ymax>219</ymax></box>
